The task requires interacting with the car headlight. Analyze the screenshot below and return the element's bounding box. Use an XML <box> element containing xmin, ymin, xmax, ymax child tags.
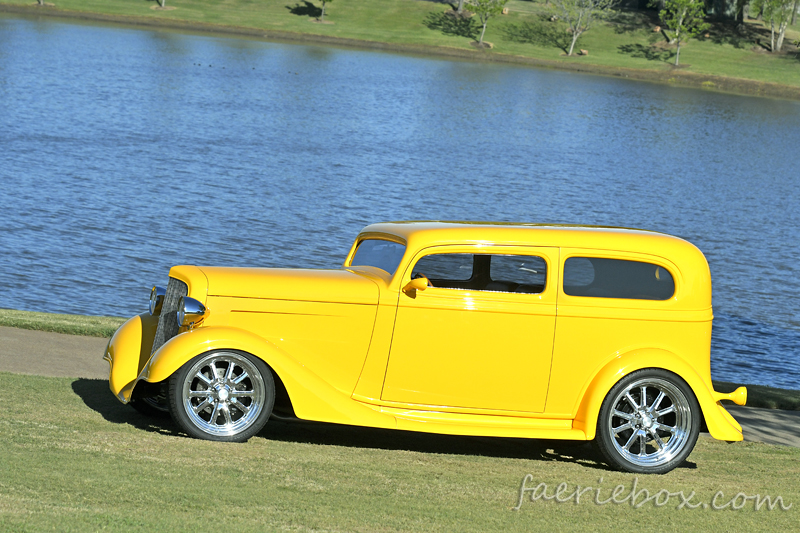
<box><xmin>149</xmin><ymin>286</ymin><xmax>166</xmax><ymax>315</ymax></box>
<box><xmin>177</xmin><ymin>296</ymin><xmax>208</xmax><ymax>329</ymax></box>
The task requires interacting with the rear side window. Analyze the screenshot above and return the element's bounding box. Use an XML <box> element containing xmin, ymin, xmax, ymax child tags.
<box><xmin>563</xmin><ymin>257</ymin><xmax>674</xmax><ymax>300</ymax></box>
<box><xmin>350</xmin><ymin>239</ymin><xmax>406</xmax><ymax>275</ymax></box>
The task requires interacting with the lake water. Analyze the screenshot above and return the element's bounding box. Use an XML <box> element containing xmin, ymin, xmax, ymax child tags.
<box><xmin>1</xmin><ymin>14</ymin><xmax>799</xmax><ymax>388</ymax></box>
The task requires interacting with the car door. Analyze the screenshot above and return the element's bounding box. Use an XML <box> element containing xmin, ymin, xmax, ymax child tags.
<box><xmin>380</xmin><ymin>246</ymin><xmax>559</xmax><ymax>413</ymax></box>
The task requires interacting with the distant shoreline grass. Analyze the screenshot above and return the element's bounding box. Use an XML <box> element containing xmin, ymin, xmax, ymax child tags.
<box><xmin>2</xmin><ymin>308</ymin><xmax>799</xmax><ymax>409</ymax></box>
<box><xmin>1</xmin><ymin>0</ymin><xmax>799</xmax><ymax>100</ymax></box>
<box><xmin>0</xmin><ymin>308</ymin><xmax>125</xmax><ymax>338</ymax></box>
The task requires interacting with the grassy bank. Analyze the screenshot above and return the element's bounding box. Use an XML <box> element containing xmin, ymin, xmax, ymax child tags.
<box><xmin>0</xmin><ymin>371</ymin><xmax>797</xmax><ymax>531</ymax></box>
<box><xmin>0</xmin><ymin>308</ymin><xmax>125</xmax><ymax>338</ymax></box>
<box><xmin>1</xmin><ymin>0</ymin><xmax>799</xmax><ymax>99</ymax></box>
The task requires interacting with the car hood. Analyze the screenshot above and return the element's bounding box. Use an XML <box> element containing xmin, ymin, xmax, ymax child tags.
<box><xmin>196</xmin><ymin>266</ymin><xmax>379</xmax><ymax>305</ymax></box>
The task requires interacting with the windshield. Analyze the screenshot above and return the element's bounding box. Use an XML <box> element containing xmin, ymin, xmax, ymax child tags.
<box><xmin>350</xmin><ymin>239</ymin><xmax>406</xmax><ymax>275</ymax></box>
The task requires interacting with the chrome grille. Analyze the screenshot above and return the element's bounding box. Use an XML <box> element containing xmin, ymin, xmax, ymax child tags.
<box><xmin>151</xmin><ymin>277</ymin><xmax>188</xmax><ymax>355</ymax></box>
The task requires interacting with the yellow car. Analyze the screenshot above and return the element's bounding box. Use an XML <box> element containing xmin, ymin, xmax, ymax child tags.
<box><xmin>105</xmin><ymin>221</ymin><xmax>746</xmax><ymax>474</ymax></box>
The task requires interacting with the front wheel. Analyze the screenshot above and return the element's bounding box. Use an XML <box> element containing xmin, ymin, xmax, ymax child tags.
<box><xmin>168</xmin><ymin>350</ymin><xmax>275</xmax><ymax>442</ymax></box>
<box><xmin>595</xmin><ymin>369</ymin><xmax>700</xmax><ymax>474</ymax></box>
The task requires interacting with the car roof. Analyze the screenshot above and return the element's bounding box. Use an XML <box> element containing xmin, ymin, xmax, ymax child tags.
<box><xmin>359</xmin><ymin>221</ymin><xmax>691</xmax><ymax>255</ymax></box>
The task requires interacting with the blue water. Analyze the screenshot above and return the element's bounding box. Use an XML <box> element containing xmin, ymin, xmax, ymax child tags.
<box><xmin>1</xmin><ymin>14</ymin><xmax>799</xmax><ymax>388</ymax></box>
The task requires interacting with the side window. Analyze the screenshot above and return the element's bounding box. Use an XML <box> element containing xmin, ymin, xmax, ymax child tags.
<box><xmin>563</xmin><ymin>257</ymin><xmax>675</xmax><ymax>300</ymax></box>
<box><xmin>487</xmin><ymin>255</ymin><xmax>546</xmax><ymax>293</ymax></box>
<box><xmin>411</xmin><ymin>253</ymin><xmax>546</xmax><ymax>294</ymax></box>
<box><xmin>413</xmin><ymin>254</ymin><xmax>474</xmax><ymax>288</ymax></box>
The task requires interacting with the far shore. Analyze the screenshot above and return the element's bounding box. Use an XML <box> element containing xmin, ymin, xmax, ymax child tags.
<box><xmin>3</xmin><ymin>3</ymin><xmax>800</xmax><ymax>101</ymax></box>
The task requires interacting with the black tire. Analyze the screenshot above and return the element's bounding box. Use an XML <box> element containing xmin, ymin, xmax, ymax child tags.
<box><xmin>595</xmin><ymin>369</ymin><xmax>700</xmax><ymax>474</ymax></box>
<box><xmin>168</xmin><ymin>350</ymin><xmax>275</xmax><ymax>442</ymax></box>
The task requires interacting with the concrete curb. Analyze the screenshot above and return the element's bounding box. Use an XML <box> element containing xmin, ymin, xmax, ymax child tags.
<box><xmin>2</xmin><ymin>325</ymin><xmax>799</xmax><ymax>447</ymax></box>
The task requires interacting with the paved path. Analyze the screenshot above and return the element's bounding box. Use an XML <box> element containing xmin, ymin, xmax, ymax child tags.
<box><xmin>1</xmin><ymin>325</ymin><xmax>799</xmax><ymax>448</ymax></box>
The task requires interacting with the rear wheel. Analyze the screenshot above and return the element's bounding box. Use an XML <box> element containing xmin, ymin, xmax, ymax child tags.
<box><xmin>595</xmin><ymin>369</ymin><xmax>700</xmax><ymax>474</ymax></box>
<box><xmin>168</xmin><ymin>350</ymin><xmax>275</xmax><ymax>442</ymax></box>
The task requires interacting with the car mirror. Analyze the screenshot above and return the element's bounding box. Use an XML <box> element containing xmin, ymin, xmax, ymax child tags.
<box><xmin>403</xmin><ymin>277</ymin><xmax>429</xmax><ymax>294</ymax></box>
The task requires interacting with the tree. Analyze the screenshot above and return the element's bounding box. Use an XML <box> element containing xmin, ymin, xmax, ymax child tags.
<box><xmin>659</xmin><ymin>0</ymin><xmax>711</xmax><ymax>66</ymax></box>
<box><xmin>320</xmin><ymin>0</ymin><xmax>333</xmax><ymax>22</ymax></box>
<box><xmin>753</xmin><ymin>0</ymin><xmax>794</xmax><ymax>51</ymax></box>
<box><xmin>551</xmin><ymin>0</ymin><xmax>616</xmax><ymax>56</ymax></box>
<box><xmin>457</xmin><ymin>0</ymin><xmax>467</xmax><ymax>15</ymax></box>
<box><xmin>468</xmin><ymin>0</ymin><xmax>509</xmax><ymax>46</ymax></box>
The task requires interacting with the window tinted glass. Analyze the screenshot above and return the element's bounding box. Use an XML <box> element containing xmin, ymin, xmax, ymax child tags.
<box><xmin>412</xmin><ymin>253</ymin><xmax>546</xmax><ymax>294</ymax></box>
<box><xmin>563</xmin><ymin>257</ymin><xmax>674</xmax><ymax>300</ymax></box>
<box><xmin>413</xmin><ymin>253</ymin><xmax>473</xmax><ymax>281</ymax></box>
<box><xmin>350</xmin><ymin>239</ymin><xmax>406</xmax><ymax>275</ymax></box>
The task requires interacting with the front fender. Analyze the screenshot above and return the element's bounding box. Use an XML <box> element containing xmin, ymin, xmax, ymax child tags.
<box><xmin>138</xmin><ymin>326</ymin><xmax>395</xmax><ymax>429</ymax></box>
<box><xmin>572</xmin><ymin>348</ymin><xmax>743</xmax><ymax>442</ymax></box>
<box><xmin>104</xmin><ymin>312</ymin><xmax>159</xmax><ymax>403</ymax></box>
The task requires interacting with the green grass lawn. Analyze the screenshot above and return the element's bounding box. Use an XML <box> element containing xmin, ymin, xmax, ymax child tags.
<box><xmin>1</xmin><ymin>0</ymin><xmax>799</xmax><ymax>92</ymax></box>
<box><xmin>0</xmin><ymin>371</ymin><xmax>797</xmax><ymax>531</ymax></box>
<box><xmin>0</xmin><ymin>308</ymin><xmax>125</xmax><ymax>338</ymax></box>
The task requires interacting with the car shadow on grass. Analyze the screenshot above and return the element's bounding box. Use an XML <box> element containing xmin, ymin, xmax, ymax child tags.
<box><xmin>71</xmin><ymin>378</ymin><xmax>181</xmax><ymax>437</ymax></box>
<box><xmin>261</xmin><ymin>418</ymin><xmax>699</xmax><ymax>472</ymax></box>
<box><xmin>70</xmin><ymin>378</ymin><xmax>697</xmax><ymax>471</ymax></box>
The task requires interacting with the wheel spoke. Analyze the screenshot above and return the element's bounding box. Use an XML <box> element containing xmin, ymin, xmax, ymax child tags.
<box><xmin>224</xmin><ymin>362</ymin><xmax>235</xmax><ymax>382</ymax></box>
<box><xmin>612</xmin><ymin>422</ymin><xmax>633</xmax><ymax>435</ymax></box>
<box><xmin>613</xmin><ymin>409</ymin><xmax>634</xmax><ymax>421</ymax></box>
<box><xmin>233</xmin><ymin>371</ymin><xmax>250</xmax><ymax>385</ymax></box>
<box><xmin>209</xmin><ymin>362</ymin><xmax>220</xmax><ymax>380</ymax></box>
<box><xmin>649</xmin><ymin>391</ymin><xmax>666</xmax><ymax>414</ymax></box>
<box><xmin>209</xmin><ymin>402</ymin><xmax>221</xmax><ymax>425</ymax></box>
<box><xmin>188</xmin><ymin>390</ymin><xmax>210</xmax><ymax>398</ymax></box>
<box><xmin>623</xmin><ymin>430</ymin><xmax>638</xmax><ymax>451</ymax></box>
<box><xmin>222</xmin><ymin>404</ymin><xmax>233</xmax><ymax>425</ymax></box>
<box><xmin>231</xmin><ymin>398</ymin><xmax>250</xmax><ymax>414</ymax></box>
<box><xmin>193</xmin><ymin>398</ymin><xmax>212</xmax><ymax>414</ymax></box>
<box><xmin>230</xmin><ymin>389</ymin><xmax>254</xmax><ymax>397</ymax></box>
<box><xmin>656</xmin><ymin>405</ymin><xmax>676</xmax><ymax>417</ymax></box>
<box><xmin>638</xmin><ymin>434</ymin><xmax>647</xmax><ymax>456</ymax></box>
<box><xmin>624</xmin><ymin>392</ymin><xmax>640</xmax><ymax>410</ymax></box>
<box><xmin>640</xmin><ymin>386</ymin><xmax>648</xmax><ymax>408</ymax></box>
<box><xmin>650</xmin><ymin>430</ymin><xmax>666</xmax><ymax>450</ymax></box>
<box><xmin>195</xmin><ymin>372</ymin><xmax>212</xmax><ymax>385</ymax></box>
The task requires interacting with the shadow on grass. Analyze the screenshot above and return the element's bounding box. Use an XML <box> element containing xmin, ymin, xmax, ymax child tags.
<box><xmin>424</xmin><ymin>11</ymin><xmax>480</xmax><ymax>40</ymax></box>
<box><xmin>285</xmin><ymin>1</ymin><xmax>322</xmax><ymax>18</ymax></box>
<box><xmin>618</xmin><ymin>43</ymin><xmax>673</xmax><ymax>62</ymax></box>
<box><xmin>71</xmin><ymin>378</ymin><xmax>181</xmax><ymax>437</ymax></box>
<box><xmin>71</xmin><ymin>378</ymin><xmax>697</xmax><ymax>471</ymax></box>
<box><xmin>502</xmin><ymin>17</ymin><xmax>570</xmax><ymax>54</ymax></box>
<box><xmin>607</xmin><ymin>9</ymin><xmax>660</xmax><ymax>35</ymax></box>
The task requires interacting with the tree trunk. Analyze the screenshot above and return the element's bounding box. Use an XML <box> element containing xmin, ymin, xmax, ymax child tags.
<box><xmin>159</xmin><ymin>0</ymin><xmax>165</xmax><ymax>7</ymax></box>
<box><xmin>321</xmin><ymin>2</ymin><xmax>326</xmax><ymax>21</ymax></box>
<box><xmin>770</xmin><ymin>17</ymin><xmax>775</xmax><ymax>51</ymax></box>
<box><xmin>457</xmin><ymin>0</ymin><xmax>465</xmax><ymax>14</ymax></box>
<box><xmin>567</xmin><ymin>31</ymin><xmax>580</xmax><ymax>56</ymax></box>
<box><xmin>775</xmin><ymin>21</ymin><xmax>788</xmax><ymax>51</ymax></box>
<box><xmin>792</xmin><ymin>0</ymin><xmax>798</xmax><ymax>25</ymax></box>
<box><xmin>479</xmin><ymin>21</ymin><xmax>487</xmax><ymax>44</ymax></box>
<box><xmin>675</xmin><ymin>41</ymin><xmax>681</xmax><ymax>65</ymax></box>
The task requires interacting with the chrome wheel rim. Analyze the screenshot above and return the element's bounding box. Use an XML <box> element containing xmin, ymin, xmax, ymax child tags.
<box><xmin>606</xmin><ymin>378</ymin><xmax>693</xmax><ymax>468</ymax></box>
<box><xmin>181</xmin><ymin>352</ymin><xmax>266</xmax><ymax>437</ymax></box>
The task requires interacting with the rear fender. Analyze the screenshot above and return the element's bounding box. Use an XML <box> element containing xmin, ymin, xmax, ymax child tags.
<box><xmin>572</xmin><ymin>348</ymin><xmax>743</xmax><ymax>442</ymax></box>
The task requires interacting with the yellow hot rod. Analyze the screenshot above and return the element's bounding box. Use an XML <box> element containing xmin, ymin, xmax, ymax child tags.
<box><xmin>105</xmin><ymin>221</ymin><xmax>746</xmax><ymax>474</ymax></box>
